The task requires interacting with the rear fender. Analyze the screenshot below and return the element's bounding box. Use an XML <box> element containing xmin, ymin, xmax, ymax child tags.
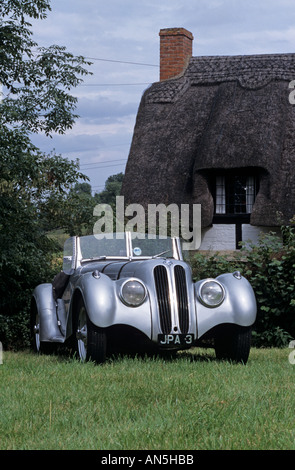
<box><xmin>32</xmin><ymin>284</ymin><xmax>64</xmax><ymax>342</ymax></box>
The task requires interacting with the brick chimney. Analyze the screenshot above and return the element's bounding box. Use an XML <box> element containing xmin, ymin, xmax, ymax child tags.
<box><xmin>159</xmin><ymin>28</ymin><xmax>194</xmax><ymax>81</ymax></box>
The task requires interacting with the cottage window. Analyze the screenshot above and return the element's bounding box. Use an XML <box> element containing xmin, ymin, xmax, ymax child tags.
<box><xmin>214</xmin><ymin>173</ymin><xmax>257</xmax><ymax>216</ymax></box>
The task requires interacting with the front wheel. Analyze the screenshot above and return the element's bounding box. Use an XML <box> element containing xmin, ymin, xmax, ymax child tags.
<box><xmin>214</xmin><ymin>325</ymin><xmax>252</xmax><ymax>364</ymax></box>
<box><xmin>74</xmin><ymin>298</ymin><xmax>107</xmax><ymax>364</ymax></box>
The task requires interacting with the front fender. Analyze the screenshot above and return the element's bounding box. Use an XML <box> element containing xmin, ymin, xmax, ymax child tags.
<box><xmin>196</xmin><ymin>272</ymin><xmax>257</xmax><ymax>338</ymax></box>
<box><xmin>72</xmin><ymin>272</ymin><xmax>152</xmax><ymax>337</ymax></box>
<box><xmin>74</xmin><ymin>272</ymin><xmax>117</xmax><ymax>328</ymax></box>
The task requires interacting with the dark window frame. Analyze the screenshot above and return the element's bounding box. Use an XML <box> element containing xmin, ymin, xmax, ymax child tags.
<box><xmin>211</xmin><ymin>169</ymin><xmax>259</xmax><ymax>225</ymax></box>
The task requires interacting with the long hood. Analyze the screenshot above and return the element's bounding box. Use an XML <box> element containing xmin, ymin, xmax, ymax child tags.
<box><xmin>79</xmin><ymin>258</ymin><xmax>193</xmax><ymax>282</ymax></box>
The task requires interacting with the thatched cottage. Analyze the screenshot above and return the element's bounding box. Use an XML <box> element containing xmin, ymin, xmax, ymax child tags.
<box><xmin>121</xmin><ymin>28</ymin><xmax>295</xmax><ymax>250</ymax></box>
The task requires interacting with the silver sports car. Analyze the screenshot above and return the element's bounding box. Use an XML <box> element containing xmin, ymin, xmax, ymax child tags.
<box><xmin>31</xmin><ymin>232</ymin><xmax>257</xmax><ymax>363</ymax></box>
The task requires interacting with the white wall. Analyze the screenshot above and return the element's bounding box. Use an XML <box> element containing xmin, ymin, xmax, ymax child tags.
<box><xmin>199</xmin><ymin>224</ymin><xmax>236</xmax><ymax>250</ymax></box>
<box><xmin>199</xmin><ymin>224</ymin><xmax>281</xmax><ymax>251</ymax></box>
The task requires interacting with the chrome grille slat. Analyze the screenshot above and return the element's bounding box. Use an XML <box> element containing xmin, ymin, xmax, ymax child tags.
<box><xmin>174</xmin><ymin>265</ymin><xmax>189</xmax><ymax>334</ymax></box>
<box><xmin>154</xmin><ymin>265</ymin><xmax>172</xmax><ymax>334</ymax></box>
<box><xmin>154</xmin><ymin>264</ymin><xmax>189</xmax><ymax>335</ymax></box>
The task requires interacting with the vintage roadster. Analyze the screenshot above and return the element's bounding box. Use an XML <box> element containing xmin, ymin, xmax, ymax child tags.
<box><xmin>31</xmin><ymin>232</ymin><xmax>257</xmax><ymax>363</ymax></box>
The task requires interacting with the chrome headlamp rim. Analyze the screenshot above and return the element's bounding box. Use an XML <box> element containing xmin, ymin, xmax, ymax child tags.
<box><xmin>119</xmin><ymin>278</ymin><xmax>147</xmax><ymax>307</ymax></box>
<box><xmin>197</xmin><ymin>279</ymin><xmax>225</xmax><ymax>308</ymax></box>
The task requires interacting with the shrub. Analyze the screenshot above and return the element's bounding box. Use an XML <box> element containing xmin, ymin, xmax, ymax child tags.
<box><xmin>0</xmin><ymin>234</ymin><xmax>62</xmax><ymax>350</ymax></box>
<box><xmin>190</xmin><ymin>224</ymin><xmax>295</xmax><ymax>347</ymax></box>
<box><xmin>242</xmin><ymin>226</ymin><xmax>295</xmax><ymax>347</ymax></box>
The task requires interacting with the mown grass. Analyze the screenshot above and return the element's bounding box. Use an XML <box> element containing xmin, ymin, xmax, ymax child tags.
<box><xmin>1</xmin><ymin>348</ymin><xmax>295</xmax><ymax>450</ymax></box>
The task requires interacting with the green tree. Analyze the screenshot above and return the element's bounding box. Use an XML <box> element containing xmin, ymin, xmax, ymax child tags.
<box><xmin>94</xmin><ymin>172</ymin><xmax>124</xmax><ymax>210</ymax></box>
<box><xmin>72</xmin><ymin>182</ymin><xmax>93</xmax><ymax>196</ymax></box>
<box><xmin>53</xmin><ymin>182</ymin><xmax>96</xmax><ymax>236</ymax></box>
<box><xmin>0</xmin><ymin>0</ymin><xmax>91</xmax><ymax>348</ymax></box>
<box><xmin>93</xmin><ymin>172</ymin><xmax>124</xmax><ymax>233</ymax></box>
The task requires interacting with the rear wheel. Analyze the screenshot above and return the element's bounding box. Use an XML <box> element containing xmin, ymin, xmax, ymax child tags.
<box><xmin>214</xmin><ymin>325</ymin><xmax>252</xmax><ymax>364</ymax></box>
<box><xmin>74</xmin><ymin>298</ymin><xmax>107</xmax><ymax>364</ymax></box>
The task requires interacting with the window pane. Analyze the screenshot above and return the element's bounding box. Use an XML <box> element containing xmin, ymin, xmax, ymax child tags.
<box><xmin>215</xmin><ymin>176</ymin><xmax>226</xmax><ymax>214</ymax></box>
<box><xmin>246</xmin><ymin>176</ymin><xmax>255</xmax><ymax>212</ymax></box>
<box><xmin>233</xmin><ymin>176</ymin><xmax>247</xmax><ymax>214</ymax></box>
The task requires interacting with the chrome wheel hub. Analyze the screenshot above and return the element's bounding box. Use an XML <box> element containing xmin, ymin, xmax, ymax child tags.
<box><xmin>76</xmin><ymin>307</ymin><xmax>87</xmax><ymax>361</ymax></box>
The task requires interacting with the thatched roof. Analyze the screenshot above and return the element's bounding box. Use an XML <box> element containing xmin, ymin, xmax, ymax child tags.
<box><xmin>121</xmin><ymin>54</ymin><xmax>295</xmax><ymax>226</ymax></box>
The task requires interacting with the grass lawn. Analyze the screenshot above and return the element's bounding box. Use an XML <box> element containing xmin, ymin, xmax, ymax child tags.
<box><xmin>0</xmin><ymin>347</ymin><xmax>295</xmax><ymax>450</ymax></box>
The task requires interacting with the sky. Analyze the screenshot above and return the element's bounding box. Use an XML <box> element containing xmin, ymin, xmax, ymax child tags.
<box><xmin>30</xmin><ymin>0</ymin><xmax>295</xmax><ymax>194</ymax></box>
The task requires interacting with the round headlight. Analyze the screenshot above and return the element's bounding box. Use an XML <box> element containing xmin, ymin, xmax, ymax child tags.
<box><xmin>120</xmin><ymin>280</ymin><xmax>147</xmax><ymax>307</ymax></box>
<box><xmin>199</xmin><ymin>280</ymin><xmax>225</xmax><ymax>307</ymax></box>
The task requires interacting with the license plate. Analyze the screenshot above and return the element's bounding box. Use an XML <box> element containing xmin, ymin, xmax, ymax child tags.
<box><xmin>158</xmin><ymin>334</ymin><xmax>194</xmax><ymax>346</ymax></box>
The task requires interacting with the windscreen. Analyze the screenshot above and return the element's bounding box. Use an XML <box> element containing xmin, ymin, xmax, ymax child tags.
<box><xmin>78</xmin><ymin>233</ymin><xmax>175</xmax><ymax>260</ymax></box>
<box><xmin>80</xmin><ymin>234</ymin><xmax>127</xmax><ymax>260</ymax></box>
<box><xmin>130</xmin><ymin>234</ymin><xmax>173</xmax><ymax>258</ymax></box>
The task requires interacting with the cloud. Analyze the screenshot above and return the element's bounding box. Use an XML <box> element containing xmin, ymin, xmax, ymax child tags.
<box><xmin>76</xmin><ymin>96</ymin><xmax>138</xmax><ymax>125</ymax></box>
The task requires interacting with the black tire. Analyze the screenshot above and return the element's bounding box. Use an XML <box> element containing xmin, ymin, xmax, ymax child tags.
<box><xmin>214</xmin><ymin>325</ymin><xmax>252</xmax><ymax>364</ymax></box>
<box><xmin>74</xmin><ymin>297</ymin><xmax>107</xmax><ymax>364</ymax></box>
